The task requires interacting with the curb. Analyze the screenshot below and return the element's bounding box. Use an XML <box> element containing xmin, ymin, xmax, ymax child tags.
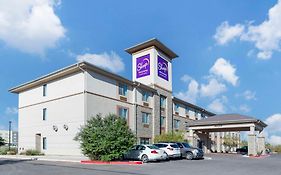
<box><xmin>81</xmin><ymin>160</ymin><xmax>143</xmax><ymax>165</ymax></box>
<box><xmin>249</xmin><ymin>155</ymin><xmax>270</xmax><ymax>159</ymax></box>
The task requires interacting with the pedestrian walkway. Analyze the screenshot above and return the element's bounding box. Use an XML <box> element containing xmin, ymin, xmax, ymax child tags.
<box><xmin>0</xmin><ymin>154</ymin><xmax>89</xmax><ymax>163</ymax></box>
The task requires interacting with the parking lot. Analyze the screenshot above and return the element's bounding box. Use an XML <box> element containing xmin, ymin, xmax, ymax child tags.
<box><xmin>1</xmin><ymin>154</ymin><xmax>281</xmax><ymax>175</ymax></box>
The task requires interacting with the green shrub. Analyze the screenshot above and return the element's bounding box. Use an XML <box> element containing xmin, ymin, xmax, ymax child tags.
<box><xmin>154</xmin><ymin>131</ymin><xmax>185</xmax><ymax>143</ymax></box>
<box><xmin>25</xmin><ymin>149</ymin><xmax>44</xmax><ymax>156</ymax></box>
<box><xmin>0</xmin><ymin>147</ymin><xmax>8</xmax><ymax>155</ymax></box>
<box><xmin>0</xmin><ymin>147</ymin><xmax>17</xmax><ymax>155</ymax></box>
<box><xmin>74</xmin><ymin>114</ymin><xmax>136</xmax><ymax>161</ymax></box>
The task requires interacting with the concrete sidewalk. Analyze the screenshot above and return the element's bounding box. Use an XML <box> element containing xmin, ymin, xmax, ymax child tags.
<box><xmin>0</xmin><ymin>154</ymin><xmax>89</xmax><ymax>163</ymax></box>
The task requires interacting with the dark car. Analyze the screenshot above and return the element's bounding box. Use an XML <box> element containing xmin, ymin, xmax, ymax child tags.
<box><xmin>236</xmin><ymin>146</ymin><xmax>248</xmax><ymax>155</ymax></box>
<box><xmin>175</xmin><ymin>142</ymin><xmax>204</xmax><ymax>160</ymax></box>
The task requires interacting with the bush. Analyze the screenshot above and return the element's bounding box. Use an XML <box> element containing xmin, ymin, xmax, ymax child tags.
<box><xmin>0</xmin><ymin>147</ymin><xmax>17</xmax><ymax>155</ymax></box>
<box><xmin>74</xmin><ymin>114</ymin><xmax>136</xmax><ymax>161</ymax></box>
<box><xmin>0</xmin><ymin>147</ymin><xmax>8</xmax><ymax>155</ymax></box>
<box><xmin>24</xmin><ymin>149</ymin><xmax>44</xmax><ymax>156</ymax></box>
<box><xmin>154</xmin><ymin>131</ymin><xmax>185</xmax><ymax>143</ymax></box>
<box><xmin>0</xmin><ymin>137</ymin><xmax>5</xmax><ymax>147</ymax></box>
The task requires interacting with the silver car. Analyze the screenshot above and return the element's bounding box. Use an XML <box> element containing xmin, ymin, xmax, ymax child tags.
<box><xmin>124</xmin><ymin>144</ymin><xmax>168</xmax><ymax>163</ymax></box>
<box><xmin>176</xmin><ymin>142</ymin><xmax>204</xmax><ymax>160</ymax></box>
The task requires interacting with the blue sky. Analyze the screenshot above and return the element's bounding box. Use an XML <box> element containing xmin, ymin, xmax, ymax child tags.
<box><xmin>0</xmin><ymin>0</ymin><xmax>281</xmax><ymax>145</ymax></box>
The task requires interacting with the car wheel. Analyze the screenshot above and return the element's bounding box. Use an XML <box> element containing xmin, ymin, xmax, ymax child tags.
<box><xmin>141</xmin><ymin>154</ymin><xmax>149</xmax><ymax>163</ymax></box>
<box><xmin>164</xmin><ymin>153</ymin><xmax>169</xmax><ymax>160</ymax></box>
<box><xmin>186</xmin><ymin>152</ymin><xmax>193</xmax><ymax>160</ymax></box>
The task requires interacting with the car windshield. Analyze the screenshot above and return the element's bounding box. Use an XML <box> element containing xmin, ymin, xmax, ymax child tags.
<box><xmin>170</xmin><ymin>144</ymin><xmax>179</xmax><ymax>148</ymax></box>
<box><xmin>147</xmin><ymin>145</ymin><xmax>159</xmax><ymax>149</ymax></box>
<box><xmin>182</xmin><ymin>143</ymin><xmax>191</xmax><ymax>148</ymax></box>
<box><xmin>154</xmin><ymin>144</ymin><xmax>167</xmax><ymax>148</ymax></box>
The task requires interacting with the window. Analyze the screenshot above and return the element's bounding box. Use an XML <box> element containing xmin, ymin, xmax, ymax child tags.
<box><xmin>174</xmin><ymin>119</ymin><xmax>180</xmax><ymax>129</ymax></box>
<box><xmin>43</xmin><ymin>137</ymin><xmax>47</xmax><ymax>150</ymax></box>
<box><xmin>43</xmin><ymin>84</ymin><xmax>47</xmax><ymax>96</ymax></box>
<box><xmin>174</xmin><ymin>103</ymin><xmax>179</xmax><ymax>112</ymax></box>
<box><xmin>43</xmin><ymin>108</ymin><xmax>47</xmax><ymax>121</ymax></box>
<box><xmin>142</xmin><ymin>112</ymin><xmax>150</xmax><ymax>124</ymax></box>
<box><xmin>185</xmin><ymin>106</ymin><xmax>190</xmax><ymax>114</ymax></box>
<box><xmin>118</xmin><ymin>83</ymin><xmax>127</xmax><ymax>96</ymax></box>
<box><xmin>118</xmin><ymin>107</ymin><xmax>128</xmax><ymax>120</ymax></box>
<box><xmin>160</xmin><ymin>116</ymin><xmax>165</xmax><ymax>127</ymax></box>
<box><xmin>140</xmin><ymin>137</ymin><xmax>150</xmax><ymax>144</ymax></box>
<box><xmin>142</xmin><ymin>91</ymin><xmax>149</xmax><ymax>102</ymax></box>
<box><xmin>160</xmin><ymin>96</ymin><xmax>166</xmax><ymax>108</ymax></box>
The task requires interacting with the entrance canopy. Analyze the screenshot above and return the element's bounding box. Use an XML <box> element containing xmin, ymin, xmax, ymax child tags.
<box><xmin>187</xmin><ymin>114</ymin><xmax>267</xmax><ymax>132</ymax></box>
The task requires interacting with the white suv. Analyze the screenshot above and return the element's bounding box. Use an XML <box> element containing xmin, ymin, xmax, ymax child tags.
<box><xmin>153</xmin><ymin>143</ymin><xmax>181</xmax><ymax>158</ymax></box>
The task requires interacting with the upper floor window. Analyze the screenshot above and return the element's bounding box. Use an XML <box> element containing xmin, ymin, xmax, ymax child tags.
<box><xmin>43</xmin><ymin>137</ymin><xmax>47</xmax><ymax>150</ymax></box>
<box><xmin>43</xmin><ymin>84</ymin><xmax>47</xmax><ymax>96</ymax></box>
<box><xmin>185</xmin><ymin>106</ymin><xmax>190</xmax><ymax>114</ymax></box>
<box><xmin>174</xmin><ymin>119</ymin><xmax>180</xmax><ymax>129</ymax></box>
<box><xmin>160</xmin><ymin>96</ymin><xmax>166</xmax><ymax>108</ymax></box>
<box><xmin>174</xmin><ymin>103</ymin><xmax>179</xmax><ymax>112</ymax></box>
<box><xmin>142</xmin><ymin>112</ymin><xmax>150</xmax><ymax>124</ymax></box>
<box><xmin>142</xmin><ymin>91</ymin><xmax>149</xmax><ymax>102</ymax></box>
<box><xmin>160</xmin><ymin>116</ymin><xmax>165</xmax><ymax>127</ymax></box>
<box><xmin>118</xmin><ymin>107</ymin><xmax>128</xmax><ymax>120</ymax></box>
<box><xmin>118</xmin><ymin>83</ymin><xmax>128</xmax><ymax>96</ymax></box>
<box><xmin>43</xmin><ymin>108</ymin><xmax>47</xmax><ymax>121</ymax></box>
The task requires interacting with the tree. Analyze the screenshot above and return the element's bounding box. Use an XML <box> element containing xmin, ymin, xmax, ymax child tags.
<box><xmin>74</xmin><ymin>114</ymin><xmax>136</xmax><ymax>161</ymax></box>
<box><xmin>154</xmin><ymin>131</ymin><xmax>185</xmax><ymax>143</ymax></box>
<box><xmin>0</xmin><ymin>136</ymin><xmax>5</xmax><ymax>147</ymax></box>
<box><xmin>240</xmin><ymin>140</ymin><xmax>248</xmax><ymax>147</ymax></box>
<box><xmin>223</xmin><ymin>134</ymin><xmax>239</xmax><ymax>152</ymax></box>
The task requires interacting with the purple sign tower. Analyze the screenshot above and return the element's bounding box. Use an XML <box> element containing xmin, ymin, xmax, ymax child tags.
<box><xmin>157</xmin><ymin>56</ymin><xmax>169</xmax><ymax>81</ymax></box>
<box><xmin>136</xmin><ymin>54</ymin><xmax>150</xmax><ymax>78</ymax></box>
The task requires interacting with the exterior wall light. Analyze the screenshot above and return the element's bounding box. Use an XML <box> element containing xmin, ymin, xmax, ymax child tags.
<box><xmin>53</xmin><ymin>125</ymin><xmax>58</xmax><ymax>132</ymax></box>
<box><xmin>63</xmin><ymin>124</ymin><xmax>69</xmax><ymax>131</ymax></box>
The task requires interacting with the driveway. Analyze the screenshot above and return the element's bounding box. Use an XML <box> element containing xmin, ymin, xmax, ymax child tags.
<box><xmin>0</xmin><ymin>154</ymin><xmax>280</xmax><ymax>175</ymax></box>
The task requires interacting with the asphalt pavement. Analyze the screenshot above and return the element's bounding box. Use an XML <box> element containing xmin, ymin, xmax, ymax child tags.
<box><xmin>0</xmin><ymin>154</ymin><xmax>281</xmax><ymax>175</ymax></box>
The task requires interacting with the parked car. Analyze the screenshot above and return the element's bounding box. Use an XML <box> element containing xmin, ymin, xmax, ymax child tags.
<box><xmin>236</xmin><ymin>146</ymin><xmax>248</xmax><ymax>155</ymax></box>
<box><xmin>153</xmin><ymin>142</ymin><xmax>181</xmax><ymax>158</ymax></box>
<box><xmin>175</xmin><ymin>142</ymin><xmax>204</xmax><ymax>160</ymax></box>
<box><xmin>124</xmin><ymin>144</ymin><xmax>168</xmax><ymax>163</ymax></box>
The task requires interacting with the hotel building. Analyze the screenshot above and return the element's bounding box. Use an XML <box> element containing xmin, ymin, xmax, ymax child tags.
<box><xmin>10</xmin><ymin>39</ymin><xmax>265</xmax><ymax>155</ymax></box>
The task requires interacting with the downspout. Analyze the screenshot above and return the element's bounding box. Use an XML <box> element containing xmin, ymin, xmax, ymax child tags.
<box><xmin>135</xmin><ymin>82</ymin><xmax>141</xmax><ymax>143</ymax></box>
<box><xmin>77</xmin><ymin>63</ymin><xmax>87</xmax><ymax>124</ymax></box>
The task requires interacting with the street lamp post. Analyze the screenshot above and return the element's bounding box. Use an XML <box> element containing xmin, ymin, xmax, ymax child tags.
<box><xmin>8</xmin><ymin>121</ymin><xmax>11</xmax><ymax>151</ymax></box>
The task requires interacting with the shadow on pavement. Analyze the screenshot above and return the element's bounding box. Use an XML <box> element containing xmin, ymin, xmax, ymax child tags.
<box><xmin>0</xmin><ymin>159</ymin><xmax>35</xmax><ymax>166</ymax></box>
<box><xmin>30</xmin><ymin>161</ymin><xmax>149</xmax><ymax>175</ymax></box>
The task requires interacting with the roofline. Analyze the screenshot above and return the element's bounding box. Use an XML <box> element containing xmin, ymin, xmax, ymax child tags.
<box><xmin>9</xmin><ymin>61</ymin><xmax>157</xmax><ymax>94</ymax></box>
<box><xmin>187</xmin><ymin>118</ymin><xmax>267</xmax><ymax>128</ymax></box>
<box><xmin>172</xmin><ymin>97</ymin><xmax>215</xmax><ymax>116</ymax></box>
<box><xmin>125</xmin><ymin>38</ymin><xmax>178</xmax><ymax>59</ymax></box>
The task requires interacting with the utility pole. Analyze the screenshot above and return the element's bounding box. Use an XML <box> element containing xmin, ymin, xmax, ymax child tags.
<box><xmin>8</xmin><ymin>121</ymin><xmax>11</xmax><ymax>151</ymax></box>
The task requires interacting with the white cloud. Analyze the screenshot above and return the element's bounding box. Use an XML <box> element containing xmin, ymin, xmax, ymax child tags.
<box><xmin>76</xmin><ymin>51</ymin><xmax>125</xmax><ymax>73</ymax></box>
<box><xmin>239</xmin><ymin>104</ymin><xmax>251</xmax><ymax>113</ymax></box>
<box><xmin>214</xmin><ymin>0</ymin><xmax>281</xmax><ymax>59</ymax></box>
<box><xmin>180</xmin><ymin>74</ymin><xmax>193</xmax><ymax>83</ymax></box>
<box><xmin>210</xmin><ymin>58</ymin><xmax>239</xmax><ymax>86</ymax></box>
<box><xmin>236</xmin><ymin>90</ymin><xmax>257</xmax><ymax>100</ymax></box>
<box><xmin>243</xmin><ymin>90</ymin><xmax>257</xmax><ymax>100</ymax></box>
<box><xmin>265</xmin><ymin>113</ymin><xmax>281</xmax><ymax>133</ymax></box>
<box><xmin>207</xmin><ymin>96</ymin><xmax>227</xmax><ymax>114</ymax></box>
<box><xmin>5</xmin><ymin>107</ymin><xmax>18</xmax><ymax>115</ymax></box>
<box><xmin>200</xmin><ymin>78</ymin><xmax>226</xmax><ymax>97</ymax></box>
<box><xmin>214</xmin><ymin>21</ymin><xmax>245</xmax><ymax>45</ymax></box>
<box><xmin>264</xmin><ymin>113</ymin><xmax>281</xmax><ymax>145</ymax></box>
<box><xmin>175</xmin><ymin>79</ymin><xmax>199</xmax><ymax>104</ymax></box>
<box><xmin>0</xmin><ymin>0</ymin><xmax>65</xmax><ymax>55</ymax></box>
<box><xmin>268</xmin><ymin>135</ymin><xmax>281</xmax><ymax>145</ymax></box>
